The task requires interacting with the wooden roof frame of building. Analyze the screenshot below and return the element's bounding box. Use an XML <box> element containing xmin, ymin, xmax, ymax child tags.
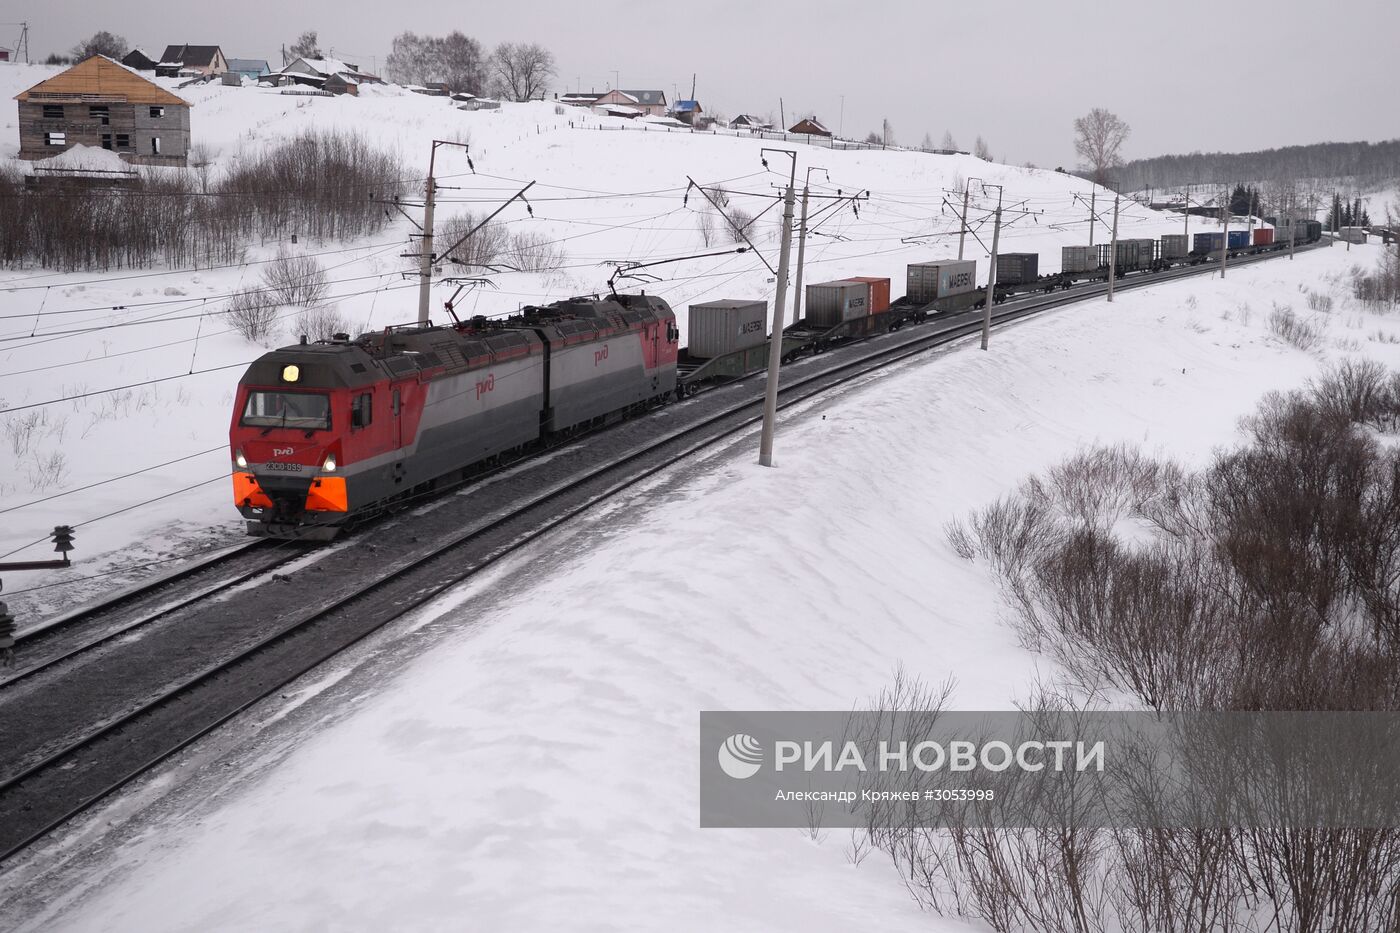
<box><xmin>15</xmin><ymin>55</ymin><xmax>187</xmax><ymax>107</ymax></box>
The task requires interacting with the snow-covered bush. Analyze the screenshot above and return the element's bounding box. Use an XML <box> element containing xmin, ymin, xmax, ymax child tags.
<box><xmin>504</xmin><ymin>231</ymin><xmax>565</xmax><ymax>273</ymax></box>
<box><xmin>298</xmin><ymin>305</ymin><xmax>352</xmax><ymax>343</ymax></box>
<box><xmin>225</xmin><ymin>287</ymin><xmax>279</xmax><ymax>343</ymax></box>
<box><xmin>436</xmin><ymin>212</ymin><xmax>508</xmax><ymax>269</ymax></box>
<box><xmin>261</xmin><ymin>251</ymin><xmax>329</xmax><ymax>307</ymax></box>
<box><xmin>721</xmin><ymin>205</ymin><xmax>755</xmax><ymax>243</ymax></box>
<box><xmin>1268</xmin><ymin>306</ymin><xmax>1321</xmax><ymax>351</ymax></box>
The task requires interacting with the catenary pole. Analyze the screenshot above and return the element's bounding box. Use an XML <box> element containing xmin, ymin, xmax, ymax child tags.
<box><xmin>791</xmin><ymin>166</ymin><xmax>827</xmax><ymax>326</ymax></box>
<box><xmin>1088</xmin><ymin>189</ymin><xmax>1096</xmax><ymax>247</ymax></box>
<box><xmin>1289</xmin><ymin>190</ymin><xmax>1297</xmax><ymax>260</ymax></box>
<box><xmin>1107</xmin><ymin>195</ymin><xmax>1120</xmax><ymax>302</ymax></box>
<box><xmin>417</xmin><ymin>144</ymin><xmax>439</xmax><ymax>324</ymax></box>
<box><xmin>957</xmin><ymin>179</ymin><xmax>971</xmax><ymax>260</ymax></box>
<box><xmin>759</xmin><ymin>149</ymin><xmax>797</xmax><ymax>468</ymax></box>
<box><xmin>980</xmin><ymin>183</ymin><xmax>1003</xmax><ymax>350</ymax></box>
<box><xmin>1220</xmin><ymin>190</ymin><xmax>1230</xmax><ymax>280</ymax></box>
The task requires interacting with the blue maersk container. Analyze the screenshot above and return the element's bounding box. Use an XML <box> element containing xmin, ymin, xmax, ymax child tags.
<box><xmin>1227</xmin><ymin>230</ymin><xmax>1250</xmax><ymax>249</ymax></box>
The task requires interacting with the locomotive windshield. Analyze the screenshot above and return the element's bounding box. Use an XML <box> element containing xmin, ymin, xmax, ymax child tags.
<box><xmin>241</xmin><ymin>391</ymin><xmax>331</xmax><ymax>430</ymax></box>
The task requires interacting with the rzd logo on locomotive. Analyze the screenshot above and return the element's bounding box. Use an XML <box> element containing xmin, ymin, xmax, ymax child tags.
<box><xmin>594</xmin><ymin>345</ymin><xmax>609</xmax><ymax>367</ymax></box>
<box><xmin>475</xmin><ymin>373</ymin><xmax>496</xmax><ymax>400</ymax></box>
<box><xmin>272</xmin><ymin>447</ymin><xmax>294</xmax><ymax>457</ymax></box>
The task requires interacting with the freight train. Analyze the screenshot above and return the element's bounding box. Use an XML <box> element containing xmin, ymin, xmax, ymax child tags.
<box><xmin>231</xmin><ymin>223</ymin><xmax>1324</xmax><ymax>538</ymax></box>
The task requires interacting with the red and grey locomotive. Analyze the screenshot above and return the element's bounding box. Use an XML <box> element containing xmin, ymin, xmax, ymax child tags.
<box><xmin>229</xmin><ymin>293</ymin><xmax>679</xmax><ymax>539</ymax></box>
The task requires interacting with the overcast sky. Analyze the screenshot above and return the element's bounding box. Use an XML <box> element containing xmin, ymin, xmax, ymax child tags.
<box><xmin>11</xmin><ymin>0</ymin><xmax>1398</xmax><ymax>166</ymax></box>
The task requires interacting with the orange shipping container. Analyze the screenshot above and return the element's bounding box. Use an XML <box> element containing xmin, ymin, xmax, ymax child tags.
<box><xmin>849</xmin><ymin>276</ymin><xmax>890</xmax><ymax>314</ymax></box>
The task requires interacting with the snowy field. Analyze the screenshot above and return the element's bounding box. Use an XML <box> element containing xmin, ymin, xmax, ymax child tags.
<box><xmin>0</xmin><ymin>58</ymin><xmax>1216</xmax><ymax>617</ymax></box>
<box><xmin>6</xmin><ymin>241</ymin><xmax>1400</xmax><ymax>931</ymax></box>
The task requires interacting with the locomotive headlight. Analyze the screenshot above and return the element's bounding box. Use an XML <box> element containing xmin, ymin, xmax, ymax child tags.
<box><xmin>281</xmin><ymin>364</ymin><xmax>301</xmax><ymax>383</ymax></box>
<box><xmin>322</xmin><ymin>453</ymin><xmax>337</xmax><ymax>473</ymax></box>
<box><xmin>235</xmin><ymin>449</ymin><xmax>248</xmax><ymax>469</ymax></box>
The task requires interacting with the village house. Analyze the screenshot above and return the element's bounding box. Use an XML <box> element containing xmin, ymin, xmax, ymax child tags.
<box><xmin>670</xmin><ymin>99</ymin><xmax>702</xmax><ymax>126</ymax></box>
<box><xmin>120</xmin><ymin>48</ymin><xmax>157</xmax><ymax>71</ymax></box>
<box><xmin>559</xmin><ymin>90</ymin><xmax>603</xmax><ymax>107</ymax></box>
<box><xmin>592</xmin><ymin>88</ymin><xmax>667</xmax><ymax>117</ymax></box>
<box><xmin>15</xmin><ymin>55</ymin><xmax>191</xmax><ymax>166</ymax></box>
<box><xmin>729</xmin><ymin>114</ymin><xmax>772</xmax><ymax>131</ymax></box>
<box><xmin>788</xmin><ymin>117</ymin><xmax>831</xmax><ymax>137</ymax></box>
<box><xmin>272</xmin><ymin>57</ymin><xmax>382</xmax><ymax>94</ymax></box>
<box><xmin>225</xmin><ymin>58</ymin><xmax>271</xmax><ymax>81</ymax></box>
<box><xmin>155</xmin><ymin>44</ymin><xmax>227</xmax><ymax>77</ymax></box>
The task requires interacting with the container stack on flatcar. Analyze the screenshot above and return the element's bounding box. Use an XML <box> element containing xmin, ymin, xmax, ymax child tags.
<box><xmin>995</xmin><ymin>253</ymin><xmax>1039</xmax><ymax>285</ymax></box>
<box><xmin>805</xmin><ymin>279</ymin><xmax>872</xmax><ymax>327</ymax></box>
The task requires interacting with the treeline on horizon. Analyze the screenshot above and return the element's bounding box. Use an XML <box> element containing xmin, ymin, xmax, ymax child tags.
<box><xmin>1115</xmin><ymin>138</ymin><xmax>1400</xmax><ymax>191</ymax></box>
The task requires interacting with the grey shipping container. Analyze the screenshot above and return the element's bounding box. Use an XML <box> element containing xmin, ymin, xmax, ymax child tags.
<box><xmin>805</xmin><ymin>279</ymin><xmax>870</xmax><ymax>328</ymax></box>
<box><xmin>1160</xmin><ymin>234</ymin><xmax>1189</xmax><ymax>259</ymax></box>
<box><xmin>1340</xmin><ymin>226</ymin><xmax>1367</xmax><ymax>244</ymax></box>
<box><xmin>1062</xmin><ymin>246</ymin><xmax>1100</xmax><ymax>274</ymax></box>
<box><xmin>1132</xmin><ymin>238</ymin><xmax>1157</xmax><ymax>266</ymax></box>
<box><xmin>906</xmin><ymin>260</ymin><xmax>977</xmax><ymax>304</ymax></box>
<box><xmin>687</xmin><ymin>299</ymin><xmax>768</xmax><ymax>359</ymax></box>
<box><xmin>995</xmin><ymin>252</ymin><xmax>1038</xmax><ymax>285</ymax></box>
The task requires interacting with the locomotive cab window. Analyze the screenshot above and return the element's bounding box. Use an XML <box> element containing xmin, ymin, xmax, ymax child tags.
<box><xmin>351</xmin><ymin>392</ymin><xmax>373</xmax><ymax>428</ymax></box>
<box><xmin>241</xmin><ymin>391</ymin><xmax>331</xmax><ymax>430</ymax></box>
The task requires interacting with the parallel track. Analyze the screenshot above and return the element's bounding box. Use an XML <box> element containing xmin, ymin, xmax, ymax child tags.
<box><xmin>0</xmin><ymin>241</ymin><xmax>1325</xmax><ymax>864</ymax></box>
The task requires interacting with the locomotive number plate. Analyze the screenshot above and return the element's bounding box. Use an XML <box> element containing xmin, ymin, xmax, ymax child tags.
<box><xmin>262</xmin><ymin>462</ymin><xmax>305</xmax><ymax>473</ymax></box>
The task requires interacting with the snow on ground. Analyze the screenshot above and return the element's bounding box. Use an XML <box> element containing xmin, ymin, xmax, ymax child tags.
<box><xmin>6</xmin><ymin>242</ymin><xmax>1400</xmax><ymax>932</ymax></box>
<box><xmin>0</xmin><ymin>58</ymin><xmax>1206</xmax><ymax>618</ymax></box>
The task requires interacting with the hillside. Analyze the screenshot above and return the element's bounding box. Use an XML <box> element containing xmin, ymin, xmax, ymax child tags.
<box><xmin>0</xmin><ymin>59</ymin><xmax>1199</xmax><ymax>612</ymax></box>
<box><xmin>1115</xmin><ymin>137</ymin><xmax>1400</xmax><ymax>222</ymax></box>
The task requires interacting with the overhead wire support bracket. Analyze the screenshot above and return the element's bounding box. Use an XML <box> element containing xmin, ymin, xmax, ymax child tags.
<box><xmin>685</xmin><ymin>176</ymin><xmax>777</xmax><ymax>275</ymax></box>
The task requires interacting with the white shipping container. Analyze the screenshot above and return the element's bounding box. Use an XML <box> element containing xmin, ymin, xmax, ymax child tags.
<box><xmin>805</xmin><ymin>280</ymin><xmax>870</xmax><ymax>328</ymax></box>
<box><xmin>687</xmin><ymin>300</ymin><xmax>769</xmax><ymax>359</ymax></box>
<box><xmin>906</xmin><ymin>260</ymin><xmax>977</xmax><ymax>304</ymax></box>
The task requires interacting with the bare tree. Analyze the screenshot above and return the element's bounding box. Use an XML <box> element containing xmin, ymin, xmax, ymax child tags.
<box><xmin>920</xmin><ymin>131</ymin><xmax>934</xmax><ymax>150</ymax></box>
<box><xmin>974</xmin><ymin>135</ymin><xmax>992</xmax><ymax>160</ymax></box>
<box><xmin>383</xmin><ymin>30</ymin><xmax>487</xmax><ymax>94</ymax></box>
<box><xmin>288</xmin><ymin>31</ymin><xmax>322</xmax><ymax>61</ymax></box>
<box><xmin>864</xmin><ymin>131</ymin><xmax>881</xmax><ymax>145</ymax></box>
<box><xmin>881</xmin><ymin>118</ymin><xmax>895</xmax><ymax>147</ymax></box>
<box><xmin>490</xmin><ymin>42</ymin><xmax>556</xmax><ymax>102</ymax></box>
<box><xmin>1074</xmin><ymin>108</ymin><xmax>1131</xmax><ymax>187</ymax></box>
<box><xmin>437</xmin><ymin>31</ymin><xmax>487</xmax><ymax>94</ymax></box>
<box><xmin>384</xmin><ymin>32</ymin><xmax>429</xmax><ymax>85</ymax></box>
<box><xmin>71</xmin><ymin>31</ymin><xmax>127</xmax><ymax>60</ymax></box>
<box><xmin>941</xmin><ymin>130</ymin><xmax>957</xmax><ymax>150</ymax></box>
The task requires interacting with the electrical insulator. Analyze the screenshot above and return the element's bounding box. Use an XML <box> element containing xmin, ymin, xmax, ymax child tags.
<box><xmin>51</xmin><ymin>525</ymin><xmax>75</xmax><ymax>556</ymax></box>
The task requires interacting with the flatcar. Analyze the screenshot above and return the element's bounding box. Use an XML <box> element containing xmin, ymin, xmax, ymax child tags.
<box><xmin>230</xmin><ymin>293</ymin><xmax>678</xmax><ymax>539</ymax></box>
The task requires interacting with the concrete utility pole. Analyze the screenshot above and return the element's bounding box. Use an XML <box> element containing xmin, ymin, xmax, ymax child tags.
<box><xmin>417</xmin><ymin>144</ymin><xmax>440</xmax><ymax>325</ymax></box>
<box><xmin>1247</xmin><ymin>188</ymin><xmax>1257</xmax><ymax>242</ymax></box>
<box><xmin>1107</xmin><ymin>195</ymin><xmax>1120</xmax><ymax>302</ymax></box>
<box><xmin>980</xmin><ymin>183</ymin><xmax>1003</xmax><ymax>350</ymax></box>
<box><xmin>1088</xmin><ymin>189</ymin><xmax>1097</xmax><ymax>247</ymax></box>
<box><xmin>1220</xmin><ymin>192</ymin><xmax>1230</xmax><ymax>280</ymax></box>
<box><xmin>759</xmin><ymin>149</ymin><xmax>797</xmax><ymax>468</ymax></box>
<box><xmin>1183</xmin><ymin>188</ymin><xmax>1190</xmax><ymax>243</ymax></box>
<box><xmin>1289</xmin><ymin>191</ymin><xmax>1298</xmax><ymax>260</ymax></box>
<box><xmin>957</xmin><ymin>177</ymin><xmax>978</xmax><ymax>260</ymax></box>
<box><xmin>791</xmin><ymin>166</ymin><xmax>828</xmax><ymax>325</ymax></box>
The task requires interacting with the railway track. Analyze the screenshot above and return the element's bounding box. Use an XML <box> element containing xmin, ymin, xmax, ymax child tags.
<box><xmin>0</xmin><ymin>540</ymin><xmax>308</xmax><ymax>692</ymax></box>
<box><xmin>0</xmin><ymin>241</ymin><xmax>1324</xmax><ymax>864</ymax></box>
